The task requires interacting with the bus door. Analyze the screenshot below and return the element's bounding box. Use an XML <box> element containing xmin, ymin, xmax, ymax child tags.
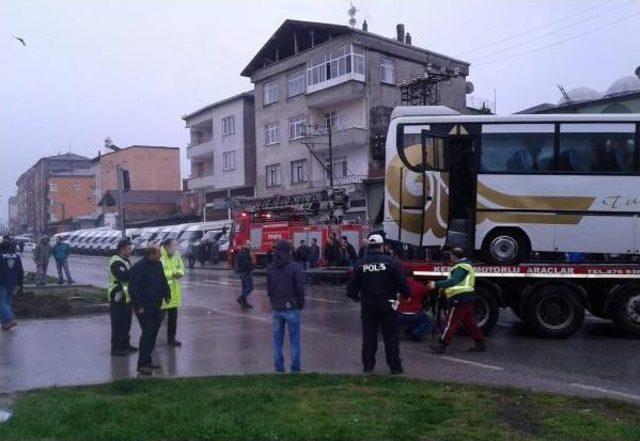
<box><xmin>444</xmin><ymin>126</ymin><xmax>477</xmax><ymax>251</ymax></box>
<box><xmin>394</xmin><ymin>125</ymin><xmax>448</xmax><ymax>247</ymax></box>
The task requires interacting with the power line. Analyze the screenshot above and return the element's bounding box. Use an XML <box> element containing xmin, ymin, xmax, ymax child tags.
<box><xmin>468</xmin><ymin>1</ymin><xmax>634</xmax><ymax>62</ymax></box>
<box><xmin>455</xmin><ymin>0</ymin><xmax>617</xmax><ymax>57</ymax></box>
<box><xmin>473</xmin><ymin>9</ymin><xmax>640</xmax><ymax>68</ymax></box>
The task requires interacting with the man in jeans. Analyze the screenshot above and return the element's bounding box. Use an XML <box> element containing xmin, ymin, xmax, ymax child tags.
<box><xmin>267</xmin><ymin>240</ymin><xmax>305</xmax><ymax>373</ymax></box>
<box><xmin>33</xmin><ymin>237</ymin><xmax>52</xmax><ymax>285</ymax></box>
<box><xmin>52</xmin><ymin>237</ymin><xmax>73</xmax><ymax>285</ymax></box>
<box><xmin>234</xmin><ymin>241</ymin><xmax>254</xmax><ymax>309</ymax></box>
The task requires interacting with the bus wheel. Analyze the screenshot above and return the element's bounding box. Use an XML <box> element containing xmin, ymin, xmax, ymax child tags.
<box><xmin>611</xmin><ymin>284</ymin><xmax>640</xmax><ymax>337</ymax></box>
<box><xmin>482</xmin><ymin>229</ymin><xmax>530</xmax><ymax>265</ymax></box>
<box><xmin>524</xmin><ymin>285</ymin><xmax>584</xmax><ymax>338</ymax></box>
<box><xmin>474</xmin><ymin>286</ymin><xmax>500</xmax><ymax>335</ymax></box>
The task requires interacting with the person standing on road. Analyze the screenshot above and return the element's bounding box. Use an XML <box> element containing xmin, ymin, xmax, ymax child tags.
<box><xmin>108</xmin><ymin>239</ymin><xmax>137</xmax><ymax>356</ymax></box>
<box><xmin>267</xmin><ymin>240</ymin><xmax>305</xmax><ymax>373</ymax></box>
<box><xmin>309</xmin><ymin>238</ymin><xmax>320</xmax><ymax>268</ymax></box>
<box><xmin>428</xmin><ymin>247</ymin><xmax>485</xmax><ymax>354</ymax></box>
<box><xmin>296</xmin><ymin>240</ymin><xmax>310</xmax><ymax>270</ymax></box>
<box><xmin>52</xmin><ymin>237</ymin><xmax>74</xmax><ymax>285</ymax></box>
<box><xmin>0</xmin><ymin>239</ymin><xmax>24</xmax><ymax>331</ymax></box>
<box><xmin>347</xmin><ymin>234</ymin><xmax>410</xmax><ymax>375</ymax></box>
<box><xmin>234</xmin><ymin>241</ymin><xmax>254</xmax><ymax>309</ymax></box>
<box><xmin>129</xmin><ymin>246</ymin><xmax>171</xmax><ymax>375</ymax></box>
<box><xmin>340</xmin><ymin>236</ymin><xmax>357</xmax><ymax>267</ymax></box>
<box><xmin>185</xmin><ymin>241</ymin><xmax>196</xmax><ymax>269</ymax></box>
<box><xmin>396</xmin><ymin>269</ymin><xmax>431</xmax><ymax>342</ymax></box>
<box><xmin>209</xmin><ymin>237</ymin><xmax>220</xmax><ymax>265</ymax></box>
<box><xmin>160</xmin><ymin>239</ymin><xmax>185</xmax><ymax>347</ymax></box>
<box><xmin>33</xmin><ymin>237</ymin><xmax>52</xmax><ymax>286</ymax></box>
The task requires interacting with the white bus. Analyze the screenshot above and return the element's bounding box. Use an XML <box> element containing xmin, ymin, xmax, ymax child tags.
<box><xmin>384</xmin><ymin>106</ymin><xmax>640</xmax><ymax>264</ymax></box>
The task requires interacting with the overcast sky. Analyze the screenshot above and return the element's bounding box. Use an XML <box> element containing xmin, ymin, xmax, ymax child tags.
<box><xmin>2</xmin><ymin>0</ymin><xmax>639</xmax><ymax>222</ymax></box>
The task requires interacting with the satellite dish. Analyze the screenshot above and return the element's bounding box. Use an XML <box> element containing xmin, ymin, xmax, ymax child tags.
<box><xmin>465</xmin><ymin>81</ymin><xmax>474</xmax><ymax>94</ymax></box>
<box><xmin>348</xmin><ymin>3</ymin><xmax>357</xmax><ymax>17</ymax></box>
<box><xmin>349</xmin><ymin>17</ymin><xmax>356</xmax><ymax>27</ymax></box>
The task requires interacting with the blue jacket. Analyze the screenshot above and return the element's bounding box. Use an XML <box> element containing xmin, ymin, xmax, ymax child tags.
<box><xmin>0</xmin><ymin>252</ymin><xmax>24</xmax><ymax>289</ymax></box>
<box><xmin>267</xmin><ymin>250</ymin><xmax>305</xmax><ymax>311</ymax></box>
<box><xmin>52</xmin><ymin>242</ymin><xmax>71</xmax><ymax>261</ymax></box>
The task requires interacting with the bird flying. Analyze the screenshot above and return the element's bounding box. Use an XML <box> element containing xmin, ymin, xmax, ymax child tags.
<box><xmin>11</xmin><ymin>35</ymin><xmax>26</xmax><ymax>46</ymax></box>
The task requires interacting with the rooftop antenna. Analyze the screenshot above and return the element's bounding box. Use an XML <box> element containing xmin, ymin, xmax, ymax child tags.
<box><xmin>348</xmin><ymin>2</ymin><xmax>358</xmax><ymax>28</ymax></box>
<box><xmin>558</xmin><ymin>84</ymin><xmax>572</xmax><ymax>103</ymax></box>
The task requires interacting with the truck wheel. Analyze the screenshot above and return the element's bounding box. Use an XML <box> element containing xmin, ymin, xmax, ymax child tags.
<box><xmin>610</xmin><ymin>285</ymin><xmax>640</xmax><ymax>337</ymax></box>
<box><xmin>474</xmin><ymin>286</ymin><xmax>500</xmax><ymax>335</ymax></box>
<box><xmin>524</xmin><ymin>285</ymin><xmax>584</xmax><ymax>338</ymax></box>
<box><xmin>482</xmin><ymin>229</ymin><xmax>530</xmax><ymax>265</ymax></box>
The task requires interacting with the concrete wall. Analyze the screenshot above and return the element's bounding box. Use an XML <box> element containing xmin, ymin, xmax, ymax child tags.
<box><xmin>48</xmin><ymin>176</ymin><xmax>96</xmax><ymax>222</ymax></box>
<box><xmin>100</xmin><ymin>147</ymin><xmax>180</xmax><ymax>193</ymax></box>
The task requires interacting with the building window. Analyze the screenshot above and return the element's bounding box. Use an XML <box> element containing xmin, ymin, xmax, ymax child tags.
<box><xmin>265</xmin><ymin>122</ymin><xmax>280</xmax><ymax>145</ymax></box>
<box><xmin>264</xmin><ymin>80</ymin><xmax>278</xmax><ymax>105</ymax></box>
<box><xmin>323</xmin><ymin>111</ymin><xmax>347</xmax><ymax>131</ymax></box>
<box><xmin>289</xmin><ymin>115</ymin><xmax>306</xmax><ymax>139</ymax></box>
<box><xmin>49</xmin><ymin>183</ymin><xmax>58</xmax><ymax>192</ymax></box>
<box><xmin>307</xmin><ymin>45</ymin><xmax>365</xmax><ymax>87</ymax></box>
<box><xmin>380</xmin><ymin>58</ymin><xmax>395</xmax><ymax>84</ymax></box>
<box><xmin>326</xmin><ymin>155</ymin><xmax>348</xmax><ymax>179</ymax></box>
<box><xmin>266</xmin><ymin>163</ymin><xmax>282</xmax><ymax>187</ymax></box>
<box><xmin>290</xmin><ymin>159</ymin><xmax>308</xmax><ymax>184</ymax></box>
<box><xmin>287</xmin><ymin>70</ymin><xmax>305</xmax><ymax>97</ymax></box>
<box><xmin>50</xmin><ymin>213</ymin><xmax>58</xmax><ymax>222</ymax></box>
<box><xmin>223</xmin><ymin>151</ymin><xmax>236</xmax><ymax>171</ymax></box>
<box><xmin>71</xmin><ymin>183</ymin><xmax>80</xmax><ymax>191</ymax></box>
<box><xmin>222</xmin><ymin>116</ymin><xmax>235</xmax><ymax>136</ymax></box>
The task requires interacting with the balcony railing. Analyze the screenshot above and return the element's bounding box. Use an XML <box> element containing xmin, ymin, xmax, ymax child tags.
<box><xmin>309</xmin><ymin>127</ymin><xmax>368</xmax><ymax>151</ymax></box>
<box><xmin>310</xmin><ymin>174</ymin><xmax>367</xmax><ymax>189</ymax></box>
<box><xmin>186</xmin><ymin>139</ymin><xmax>215</xmax><ymax>159</ymax></box>
<box><xmin>187</xmin><ymin>174</ymin><xmax>215</xmax><ymax>190</ymax></box>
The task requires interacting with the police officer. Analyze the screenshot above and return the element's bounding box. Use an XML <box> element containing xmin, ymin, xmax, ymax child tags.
<box><xmin>427</xmin><ymin>247</ymin><xmax>485</xmax><ymax>354</ymax></box>
<box><xmin>108</xmin><ymin>239</ymin><xmax>137</xmax><ymax>356</ymax></box>
<box><xmin>347</xmin><ymin>234</ymin><xmax>410</xmax><ymax>374</ymax></box>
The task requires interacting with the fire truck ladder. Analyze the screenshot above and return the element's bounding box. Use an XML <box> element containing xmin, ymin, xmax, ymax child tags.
<box><xmin>229</xmin><ymin>188</ymin><xmax>349</xmax><ymax>214</ymax></box>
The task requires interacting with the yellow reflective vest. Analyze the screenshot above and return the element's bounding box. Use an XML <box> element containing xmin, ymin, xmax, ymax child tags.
<box><xmin>443</xmin><ymin>262</ymin><xmax>476</xmax><ymax>299</ymax></box>
<box><xmin>160</xmin><ymin>247</ymin><xmax>185</xmax><ymax>309</ymax></box>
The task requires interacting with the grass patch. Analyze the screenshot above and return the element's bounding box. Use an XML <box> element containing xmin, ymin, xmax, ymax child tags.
<box><xmin>0</xmin><ymin>374</ymin><xmax>638</xmax><ymax>441</ymax></box>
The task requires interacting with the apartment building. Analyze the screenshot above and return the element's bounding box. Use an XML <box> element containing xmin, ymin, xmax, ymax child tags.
<box><xmin>15</xmin><ymin>153</ymin><xmax>93</xmax><ymax>234</ymax></box>
<box><xmin>183</xmin><ymin>92</ymin><xmax>256</xmax><ymax>220</ymax></box>
<box><xmin>241</xmin><ymin>19</ymin><xmax>469</xmax><ymax>221</ymax></box>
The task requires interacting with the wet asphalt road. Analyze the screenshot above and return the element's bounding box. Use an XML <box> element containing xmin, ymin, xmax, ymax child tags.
<box><xmin>1</xmin><ymin>254</ymin><xmax>639</xmax><ymax>403</ymax></box>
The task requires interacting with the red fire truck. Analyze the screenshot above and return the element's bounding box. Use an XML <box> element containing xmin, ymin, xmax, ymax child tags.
<box><xmin>229</xmin><ymin>208</ymin><xmax>369</xmax><ymax>267</ymax></box>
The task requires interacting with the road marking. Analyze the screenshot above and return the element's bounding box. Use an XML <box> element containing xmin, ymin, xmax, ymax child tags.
<box><xmin>306</xmin><ymin>296</ymin><xmax>344</xmax><ymax>304</ymax></box>
<box><xmin>569</xmin><ymin>383</ymin><xmax>640</xmax><ymax>401</ymax></box>
<box><xmin>440</xmin><ymin>356</ymin><xmax>504</xmax><ymax>371</ymax></box>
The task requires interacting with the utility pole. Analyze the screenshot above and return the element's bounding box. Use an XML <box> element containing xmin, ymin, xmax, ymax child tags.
<box><xmin>116</xmin><ymin>165</ymin><xmax>126</xmax><ymax>239</ymax></box>
<box><xmin>327</xmin><ymin>121</ymin><xmax>334</xmax><ymax>189</ymax></box>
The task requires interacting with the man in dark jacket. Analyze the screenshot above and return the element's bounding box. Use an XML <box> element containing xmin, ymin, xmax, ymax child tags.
<box><xmin>0</xmin><ymin>239</ymin><xmax>24</xmax><ymax>331</ymax></box>
<box><xmin>309</xmin><ymin>238</ymin><xmax>320</xmax><ymax>268</ymax></box>
<box><xmin>267</xmin><ymin>240</ymin><xmax>305</xmax><ymax>373</ymax></box>
<box><xmin>347</xmin><ymin>234</ymin><xmax>410</xmax><ymax>375</ymax></box>
<box><xmin>128</xmin><ymin>246</ymin><xmax>171</xmax><ymax>375</ymax></box>
<box><xmin>234</xmin><ymin>241</ymin><xmax>254</xmax><ymax>309</ymax></box>
<box><xmin>340</xmin><ymin>236</ymin><xmax>358</xmax><ymax>266</ymax></box>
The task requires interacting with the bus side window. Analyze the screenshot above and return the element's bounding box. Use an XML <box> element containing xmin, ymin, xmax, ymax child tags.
<box><xmin>558</xmin><ymin>124</ymin><xmax>636</xmax><ymax>173</ymax></box>
<box><xmin>480</xmin><ymin>125</ymin><xmax>554</xmax><ymax>173</ymax></box>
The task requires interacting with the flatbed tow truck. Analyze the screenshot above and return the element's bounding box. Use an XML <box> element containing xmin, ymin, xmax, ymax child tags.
<box><xmin>289</xmin><ymin>260</ymin><xmax>640</xmax><ymax>339</ymax></box>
